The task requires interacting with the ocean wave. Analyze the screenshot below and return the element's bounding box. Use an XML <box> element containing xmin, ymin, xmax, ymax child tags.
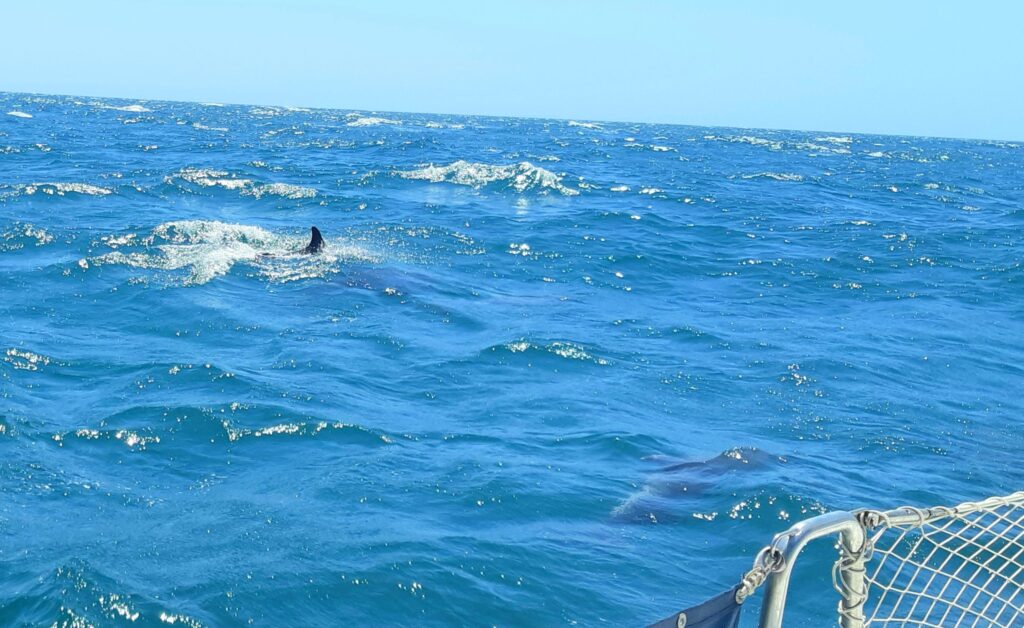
<box><xmin>568</xmin><ymin>120</ymin><xmax>602</xmax><ymax>129</ymax></box>
<box><xmin>495</xmin><ymin>340</ymin><xmax>609</xmax><ymax>365</ymax></box>
<box><xmin>168</xmin><ymin>167</ymin><xmax>251</xmax><ymax>190</ymax></box>
<box><xmin>192</xmin><ymin>122</ymin><xmax>229</xmax><ymax>132</ymax></box>
<box><xmin>741</xmin><ymin>172</ymin><xmax>804</xmax><ymax>182</ymax></box>
<box><xmin>22</xmin><ymin>182</ymin><xmax>113</xmax><ymax>196</ymax></box>
<box><xmin>53</xmin><ymin>427</ymin><xmax>161</xmax><ymax>450</ymax></box>
<box><xmin>222</xmin><ymin>420</ymin><xmax>399</xmax><ymax>445</ymax></box>
<box><xmin>88</xmin><ymin>220</ymin><xmax>376</xmax><ymax>285</ymax></box>
<box><xmin>8</xmin><ymin>562</ymin><xmax>204</xmax><ymax>628</ymax></box>
<box><xmin>3</xmin><ymin>348</ymin><xmax>53</xmax><ymax>371</ymax></box>
<box><xmin>6</xmin><ymin>110</ymin><xmax>32</xmax><ymax>118</ymax></box>
<box><xmin>102</xmin><ymin>103</ymin><xmax>151</xmax><ymax>113</ymax></box>
<box><xmin>423</xmin><ymin>121</ymin><xmax>465</xmax><ymax>130</ymax></box>
<box><xmin>395</xmin><ymin>160</ymin><xmax>580</xmax><ymax>196</ymax></box>
<box><xmin>1</xmin><ymin>222</ymin><xmax>54</xmax><ymax>250</ymax></box>
<box><xmin>347</xmin><ymin>115</ymin><xmax>402</xmax><ymax>127</ymax></box>
<box><xmin>250</xmin><ymin>182</ymin><xmax>317</xmax><ymax>200</ymax></box>
<box><xmin>815</xmin><ymin>135</ymin><xmax>853</xmax><ymax>145</ymax></box>
<box><xmin>703</xmin><ymin>134</ymin><xmax>783</xmax><ymax>150</ymax></box>
<box><xmin>165</xmin><ymin>167</ymin><xmax>316</xmax><ymax>199</ymax></box>
<box><xmin>792</xmin><ymin>141</ymin><xmax>851</xmax><ymax>155</ymax></box>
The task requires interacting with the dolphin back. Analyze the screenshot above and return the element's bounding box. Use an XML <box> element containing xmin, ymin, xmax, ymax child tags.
<box><xmin>304</xmin><ymin>226</ymin><xmax>324</xmax><ymax>254</ymax></box>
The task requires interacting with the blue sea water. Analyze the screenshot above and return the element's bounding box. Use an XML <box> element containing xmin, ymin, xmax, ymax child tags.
<box><xmin>1</xmin><ymin>91</ymin><xmax>1022</xmax><ymax>627</ymax></box>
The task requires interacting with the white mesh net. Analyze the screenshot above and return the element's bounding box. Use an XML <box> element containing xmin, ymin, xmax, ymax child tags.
<box><xmin>846</xmin><ymin>492</ymin><xmax>1024</xmax><ymax>627</ymax></box>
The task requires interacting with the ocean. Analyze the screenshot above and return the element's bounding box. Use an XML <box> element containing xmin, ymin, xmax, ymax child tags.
<box><xmin>1</xmin><ymin>92</ymin><xmax>1022</xmax><ymax>626</ymax></box>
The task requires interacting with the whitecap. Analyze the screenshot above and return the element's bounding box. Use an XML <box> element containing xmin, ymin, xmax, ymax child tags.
<box><xmin>347</xmin><ymin>116</ymin><xmax>402</xmax><ymax>127</ymax></box>
<box><xmin>6</xmin><ymin>111</ymin><xmax>32</xmax><ymax>118</ymax></box>
<box><xmin>192</xmin><ymin>123</ymin><xmax>229</xmax><ymax>132</ymax></box>
<box><xmin>704</xmin><ymin>134</ymin><xmax>783</xmax><ymax>150</ymax></box>
<box><xmin>4</xmin><ymin>348</ymin><xmax>52</xmax><ymax>371</ymax></box>
<box><xmin>1</xmin><ymin>223</ymin><xmax>54</xmax><ymax>248</ymax></box>
<box><xmin>815</xmin><ymin>135</ymin><xmax>853</xmax><ymax>145</ymax></box>
<box><xmin>501</xmin><ymin>340</ymin><xmax>609</xmax><ymax>365</ymax></box>
<box><xmin>106</xmin><ymin>104</ymin><xmax>151</xmax><ymax>113</ymax></box>
<box><xmin>423</xmin><ymin>121</ymin><xmax>465</xmax><ymax>130</ymax></box>
<box><xmin>89</xmin><ymin>220</ymin><xmax>375</xmax><ymax>285</ymax></box>
<box><xmin>741</xmin><ymin>172</ymin><xmax>804</xmax><ymax>182</ymax></box>
<box><xmin>792</xmin><ymin>141</ymin><xmax>850</xmax><ymax>155</ymax></box>
<box><xmin>249</xmin><ymin>182</ymin><xmax>317</xmax><ymax>200</ymax></box>
<box><xmin>395</xmin><ymin>160</ymin><xmax>580</xmax><ymax>196</ymax></box>
<box><xmin>568</xmin><ymin>120</ymin><xmax>602</xmax><ymax>129</ymax></box>
<box><xmin>168</xmin><ymin>168</ymin><xmax>250</xmax><ymax>190</ymax></box>
<box><xmin>166</xmin><ymin>168</ymin><xmax>315</xmax><ymax>199</ymax></box>
<box><xmin>23</xmin><ymin>182</ymin><xmax>112</xmax><ymax>196</ymax></box>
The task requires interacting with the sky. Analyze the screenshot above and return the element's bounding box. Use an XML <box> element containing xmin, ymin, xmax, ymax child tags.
<box><xmin>2</xmin><ymin>0</ymin><xmax>1022</xmax><ymax>140</ymax></box>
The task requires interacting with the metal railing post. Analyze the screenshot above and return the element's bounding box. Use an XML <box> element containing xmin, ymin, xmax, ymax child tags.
<box><xmin>757</xmin><ymin>511</ymin><xmax>866</xmax><ymax>628</ymax></box>
<box><xmin>838</xmin><ymin>526</ymin><xmax>867</xmax><ymax>628</ymax></box>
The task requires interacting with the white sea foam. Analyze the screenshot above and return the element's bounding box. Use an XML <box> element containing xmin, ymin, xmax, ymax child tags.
<box><xmin>423</xmin><ymin>121</ymin><xmax>465</xmax><ymax>130</ymax></box>
<box><xmin>23</xmin><ymin>182</ymin><xmax>112</xmax><ymax>196</ymax></box>
<box><xmin>100</xmin><ymin>233</ymin><xmax>137</xmax><ymax>248</ymax></box>
<box><xmin>6</xmin><ymin>111</ymin><xmax>32</xmax><ymax>118</ymax></box>
<box><xmin>249</xmin><ymin>183</ymin><xmax>317</xmax><ymax>200</ymax></box>
<box><xmin>568</xmin><ymin>120</ymin><xmax>602</xmax><ymax>129</ymax></box>
<box><xmin>90</xmin><ymin>220</ymin><xmax>375</xmax><ymax>285</ymax></box>
<box><xmin>169</xmin><ymin>168</ymin><xmax>251</xmax><ymax>190</ymax></box>
<box><xmin>792</xmin><ymin>141</ymin><xmax>851</xmax><ymax>155</ymax></box>
<box><xmin>704</xmin><ymin>134</ymin><xmax>783</xmax><ymax>150</ymax></box>
<box><xmin>222</xmin><ymin>420</ymin><xmax>391</xmax><ymax>444</ymax></box>
<box><xmin>815</xmin><ymin>135</ymin><xmax>853</xmax><ymax>145</ymax></box>
<box><xmin>347</xmin><ymin>116</ymin><xmax>402</xmax><ymax>127</ymax></box>
<box><xmin>4</xmin><ymin>348</ymin><xmax>52</xmax><ymax>371</ymax></box>
<box><xmin>741</xmin><ymin>172</ymin><xmax>804</xmax><ymax>182</ymax></box>
<box><xmin>502</xmin><ymin>340</ymin><xmax>609</xmax><ymax>365</ymax></box>
<box><xmin>106</xmin><ymin>104</ymin><xmax>151</xmax><ymax>113</ymax></box>
<box><xmin>638</xmin><ymin>187</ymin><xmax>662</xmax><ymax>195</ymax></box>
<box><xmin>167</xmin><ymin>168</ymin><xmax>316</xmax><ymax>199</ymax></box>
<box><xmin>610</xmin><ymin>185</ymin><xmax>630</xmax><ymax>192</ymax></box>
<box><xmin>1</xmin><ymin>223</ymin><xmax>54</xmax><ymax>249</ymax></box>
<box><xmin>193</xmin><ymin>123</ymin><xmax>229</xmax><ymax>132</ymax></box>
<box><xmin>395</xmin><ymin>160</ymin><xmax>580</xmax><ymax>196</ymax></box>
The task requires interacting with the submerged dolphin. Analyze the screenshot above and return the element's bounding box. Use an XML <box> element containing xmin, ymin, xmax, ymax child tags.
<box><xmin>303</xmin><ymin>226</ymin><xmax>325</xmax><ymax>254</ymax></box>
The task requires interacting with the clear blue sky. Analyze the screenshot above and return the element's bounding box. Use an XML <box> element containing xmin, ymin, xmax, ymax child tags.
<box><xmin>3</xmin><ymin>0</ymin><xmax>1022</xmax><ymax>140</ymax></box>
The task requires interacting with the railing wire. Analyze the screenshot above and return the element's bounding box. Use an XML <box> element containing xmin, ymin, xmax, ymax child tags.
<box><xmin>847</xmin><ymin>492</ymin><xmax>1024</xmax><ymax>627</ymax></box>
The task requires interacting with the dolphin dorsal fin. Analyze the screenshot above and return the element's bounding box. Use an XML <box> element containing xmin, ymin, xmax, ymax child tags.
<box><xmin>305</xmin><ymin>226</ymin><xmax>324</xmax><ymax>253</ymax></box>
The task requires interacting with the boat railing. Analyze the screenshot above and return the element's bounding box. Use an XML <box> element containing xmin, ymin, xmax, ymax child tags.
<box><xmin>651</xmin><ymin>491</ymin><xmax>1024</xmax><ymax>627</ymax></box>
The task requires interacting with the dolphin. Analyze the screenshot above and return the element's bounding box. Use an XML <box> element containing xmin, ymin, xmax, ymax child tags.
<box><xmin>258</xmin><ymin>226</ymin><xmax>325</xmax><ymax>258</ymax></box>
<box><xmin>303</xmin><ymin>226</ymin><xmax>325</xmax><ymax>254</ymax></box>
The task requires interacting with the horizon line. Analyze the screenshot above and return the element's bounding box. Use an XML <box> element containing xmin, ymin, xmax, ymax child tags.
<box><xmin>4</xmin><ymin>88</ymin><xmax>1020</xmax><ymax>145</ymax></box>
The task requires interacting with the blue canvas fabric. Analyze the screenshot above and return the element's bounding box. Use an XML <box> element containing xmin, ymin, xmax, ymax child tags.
<box><xmin>648</xmin><ymin>587</ymin><xmax>743</xmax><ymax>628</ymax></box>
